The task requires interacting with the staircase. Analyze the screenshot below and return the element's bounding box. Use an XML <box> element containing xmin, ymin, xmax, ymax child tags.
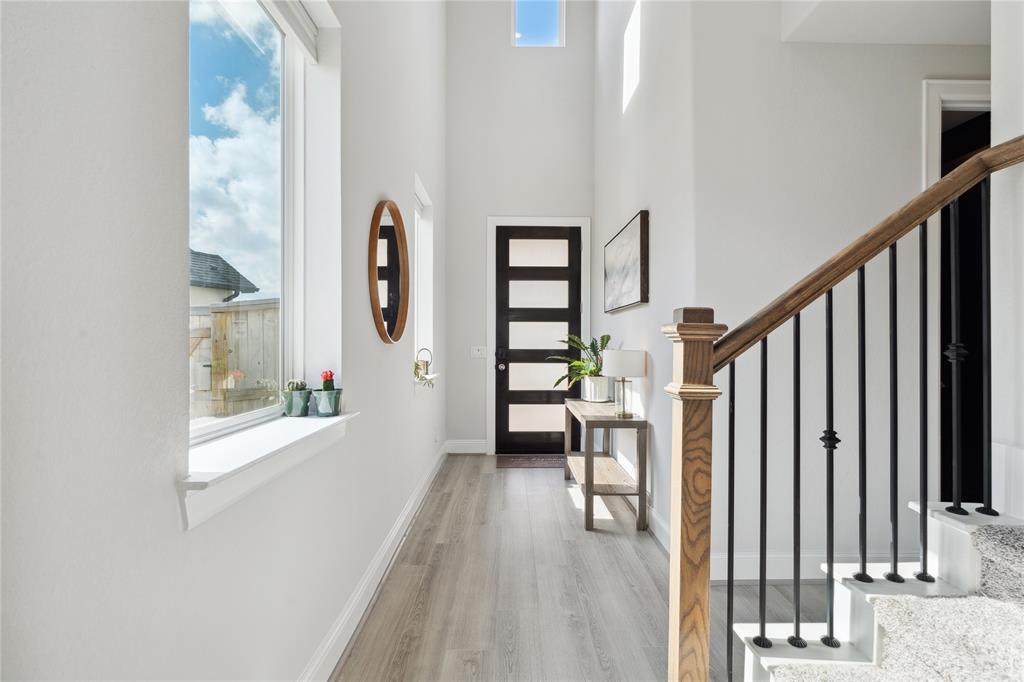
<box><xmin>660</xmin><ymin>134</ymin><xmax>1024</xmax><ymax>681</ymax></box>
<box><xmin>738</xmin><ymin>504</ymin><xmax>1024</xmax><ymax>680</ymax></box>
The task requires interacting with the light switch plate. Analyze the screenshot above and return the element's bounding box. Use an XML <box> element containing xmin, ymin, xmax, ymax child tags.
<box><xmin>471</xmin><ymin>346</ymin><xmax>487</xmax><ymax>359</ymax></box>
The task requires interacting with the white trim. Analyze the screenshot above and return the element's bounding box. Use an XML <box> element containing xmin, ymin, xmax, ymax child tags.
<box><xmin>412</xmin><ymin>174</ymin><xmax>435</xmax><ymax>363</ymax></box>
<box><xmin>299</xmin><ymin>0</ymin><xmax>340</xmax><ymax>31</ymax></box>
<box><xmin>485</xmin><ymin>216</ymin><xmax>592</xmax><ymax>456</ymax></box>
<box><xmin>262</xmin><ymin>0</ymin><xmax>318</xmax><ymax>63</ymax></box>
<box><xmin>921</xmin><ymin>79</ymin><xmax>991</xmax><ymax>503</ymax></box>
<box><xmin>510</xmin><ymin>0</ymin><xmax>566</xmax><ymax>48</ymax></box>
<box><xmin>711</xmin><ymin>552</ymin><xmax>919</xmax><ymax>583</ymax></box>
<box><xmin>299</xmin><ymin>443</ymin><xmax>448</xmax><ymax>682</ymax></box>
<box><xmin>923</xmin><ymin>80</ymin><xmax>991</xmax><ymax>188</ymax></box>
<box><xmin>444</xmin><ymin>439</ymin><xmax>489</xmax><ymax>455</ymax></box>
<box><xmin>284</xmin><ymin>38</ymin><xmax>306</xmax><ymax>388</ymax></box>
<box><xmin>181</xmin><ymin>413</ymin><xmax>359</xmax><ymax>530</ymax></box>
<box><xmin>413</xmin><ymin>173</ymin><xmax>432</xmax><ymax>213</ymax></box>
<box><xmin>189</xmin><ymin>29</ymin><xmax>307</xmax><ymax>448</ymax></box>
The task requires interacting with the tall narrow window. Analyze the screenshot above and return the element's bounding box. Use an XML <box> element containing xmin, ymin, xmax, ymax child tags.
<box><xmin>622</xmin><ymin>0</ymin><xmax>641</xmax><ymax>112</ymax></box>
<box><xmin>188</xmin><ymin>0</ymin><xmax>284</xmax><ymax>431</ymax></box>
<box><xmin>414</xmin><ymin>179</ymin><xmax>435</xmax><ymax>363</ymax></box>
<box><xmin>512</xmin><ymin>0</ymin><xmax>565</xmax><ymax>47</ymax></box>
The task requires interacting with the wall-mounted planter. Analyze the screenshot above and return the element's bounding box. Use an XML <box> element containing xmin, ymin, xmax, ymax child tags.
<box><xmin>313</xmin><ymin>389</ymin><xmax>342</xmax><ymax>417</ymax></box>
<box><xmin>283</xmin><ymin>390</ymin><xmax>311</xmax><ymax>417</ymax></box>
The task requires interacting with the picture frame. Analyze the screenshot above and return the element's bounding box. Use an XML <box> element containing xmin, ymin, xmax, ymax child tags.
<box><xmin>603</xmin><ymin>210</ymin><xmax>649</xmax><ymax>313</ymax></box>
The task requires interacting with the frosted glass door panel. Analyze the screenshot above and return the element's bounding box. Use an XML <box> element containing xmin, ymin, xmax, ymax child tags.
<box><xmin>509</xmin><ymin>321</ymin><xmax>567</xmax><ymax>349</ymax></box>
<box><xmin>508</xmin><ymin>239</ymin><xmax>568</xmax><ymax>267</ymax></box>
<box><xmin>509</xmin><ymin>363</ymin><xmax>567</xmax><ymax>391</ymax></box>
<box><xmin>509</xmin><ymin>280</ymin><xmax>569</xmax><ymax>308</ymax></box>
<box><xmin>508</xmin><ymin>404</ymin><xmax>564</xmax><ymax>432</ymax></box>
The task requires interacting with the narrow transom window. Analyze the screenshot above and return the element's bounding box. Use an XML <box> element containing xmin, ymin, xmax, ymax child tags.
<box><xmin>414</xmin><ymin>179</ymin><xmax>435</xmax><ymax>363</ymax></box>
<box><xmin>189</xmin><ymin>0</ymin><xmax>284</xmax><ymax>434</ymax></box>
<box><xmin>512</xmin><ymin>0</ymin><xmax>565</xmax><ymax>47</ymax></box>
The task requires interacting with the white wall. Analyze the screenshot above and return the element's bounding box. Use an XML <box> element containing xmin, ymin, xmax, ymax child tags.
<box><xmin>591</xmin><ymin>0</ymin><xmax>698</xmax><ymax>542</ymax></box>
<box><xmin>694</xmin><ymin>2</ymin><xmax>989</xmax><ymax>578</ymax></box>
<box><xmin>990</xmin><ymin>0</ymin><xmax>1024</xmax><ymax>516</ymax></box>
<box><xmin>592</xmin><ymin>0</ymin><xmax>990</xmax><ymax>577</ymax></box>
<box><xmin>1</xmin><ymin>1</ymin><xmax>447</xmax><ymax>678</ymax></box>
<box><xmin>445</xmin><ymin>0</ymin><xmax>595</xmax><ymax>445</ymax></box>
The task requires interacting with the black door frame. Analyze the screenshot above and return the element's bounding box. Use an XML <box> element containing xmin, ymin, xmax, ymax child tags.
<box><xmin>495</xmin><ymin>224</ymin><xmax>583</xmax><ymax>454</ymax></box>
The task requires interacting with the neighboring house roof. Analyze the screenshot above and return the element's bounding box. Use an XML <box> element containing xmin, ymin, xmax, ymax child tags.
<box><xmin>189</xmin><ymin>249</ymin><xmax>258</xmax><ymax>293</ymax></box>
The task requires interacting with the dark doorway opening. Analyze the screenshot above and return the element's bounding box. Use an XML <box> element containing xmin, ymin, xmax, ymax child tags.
<box><xmin>940</xmin><ymin>110</ymin><xmax>990</xmax><ymax>503</ymax></box>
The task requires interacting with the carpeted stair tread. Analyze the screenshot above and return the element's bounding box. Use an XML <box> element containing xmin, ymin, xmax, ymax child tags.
<box><xmin>771</xmin><ymin>595</ymin><xmax>1024</xmax><ymax>682</ymax></box>
<box><xmin>973</xmin><ymin>525</ymin><xmax>1024</xmax><ymax>603</ymax></box>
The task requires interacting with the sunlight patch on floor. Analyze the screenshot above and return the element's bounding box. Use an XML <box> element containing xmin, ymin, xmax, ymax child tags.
<box><xmin>567</xmin><ymin>483</ymin><xmax>615</xmax><ymax>520</ymax></box>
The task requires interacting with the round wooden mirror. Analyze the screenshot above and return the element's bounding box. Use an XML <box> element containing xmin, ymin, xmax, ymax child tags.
<box><xmin>368</xmin><ymin>199</ymin><xmax>410</xmax><ymax>344</ymax></box>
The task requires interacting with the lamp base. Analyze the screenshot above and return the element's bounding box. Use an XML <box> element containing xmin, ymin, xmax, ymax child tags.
<box><xmin>613</xmin><ymin>377</ymin><xmax>634</xmax><ymax>419</ymax></box>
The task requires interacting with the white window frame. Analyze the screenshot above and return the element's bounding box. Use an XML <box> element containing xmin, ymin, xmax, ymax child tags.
<box><xmin>188</xmin><ymin>13</ymin><xmax>307</xmax><ymax>447</ymax></box>
<box><xmin>511</xmin><ymin>0</ymin><xmax>566</xmax><ymax>48</ymax></box>
<box><xmin>413</xmin><ymin>175</ymin><xmax>435</xmax><ymax>366</ymax></box>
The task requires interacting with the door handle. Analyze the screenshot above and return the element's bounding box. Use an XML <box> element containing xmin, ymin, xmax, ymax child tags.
<box><xmin>496</xmin><ymin>363</ymin><xmax>507</xmax><ymax>371</ymax></box>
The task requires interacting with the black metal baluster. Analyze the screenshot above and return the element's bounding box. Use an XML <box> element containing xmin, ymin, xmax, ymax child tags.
<box><xmin>945</xmin><ymin>199</ymin><xmax>969</xmax><ymax>515</ymax></box>
<box><xmin>727</xmin><ymin>361</ymin><xmax>737</xmax><ymax>680</ymax></box>
<box><xmin>854</xmin><ymin>266</ymin><xmax>873</xmax><ymax>583</ymax></box>
<box><xmin>821</xmin><ymin>289</ymin><xmax>841</xmax><ymax>649</ymax></box>
<box><xmin>977</xmin><ymin>178</ymin><xmax>999</xmax><ymax>516</ymax></box>
<box><xmin>886</xmin><ymin>244</ymin><xmax>905</xmax><ymax>583</ymax></box>
<box><xmin>789</xmin><ymin>314</ymin><xmax>807</xmax><ymax>648</ymax></box>
<box><xmin>754</xmin><ymin>338</ymin><xmax>772</xmax><ymax>649</ymax></box>
<box><xmin>916</xmin><ymin>223</ymin><xmax>936</xmax><ymax>582</ymax></box>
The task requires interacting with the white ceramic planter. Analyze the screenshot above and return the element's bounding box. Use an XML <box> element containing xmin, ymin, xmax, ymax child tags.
<box><xmin>580</xmin><ymin>376</ymin><xmax>612</xmax><ymax>402</ymax></box>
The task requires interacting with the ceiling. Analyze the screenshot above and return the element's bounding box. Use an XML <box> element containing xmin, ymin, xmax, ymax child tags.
<box><xmin>781</xmin><ymin>1</ymin><xmax>990</xmax><ymax>46</ymax></box>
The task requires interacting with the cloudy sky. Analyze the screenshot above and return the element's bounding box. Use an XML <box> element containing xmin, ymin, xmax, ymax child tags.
<box><xmin>189</xmin><ymin>0</ymin><xmax>281</xmax><ymax>300</ymax></box>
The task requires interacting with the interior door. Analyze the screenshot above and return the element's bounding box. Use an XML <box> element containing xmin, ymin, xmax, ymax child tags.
<box><xmin>496</xmin><ymin>225</ymin><xmax>582</xmax><ymax>454</ymax></box>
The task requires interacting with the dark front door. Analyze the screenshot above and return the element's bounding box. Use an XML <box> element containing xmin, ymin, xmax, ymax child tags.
<box><xmin>496</xmin><ymin>225</ymin><xmax>582</xmax><ymax>454</ymax></box>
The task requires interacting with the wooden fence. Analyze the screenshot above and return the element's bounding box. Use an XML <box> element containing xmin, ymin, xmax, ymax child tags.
<box><xmin>190</xmin><ymin>298</ymin><xmax>280</xmax><ymax>419</ymax></box>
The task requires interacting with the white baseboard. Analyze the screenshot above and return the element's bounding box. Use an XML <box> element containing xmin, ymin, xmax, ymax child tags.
<box><xmin>298</xmin><ymin>443</ymin><xmax>448</xmax><ymax>681</ymax></box>
<box><xmin>645</xmin><ymin>502</ymin><xmax>916</xmax><ymax>581</ymax></box>
<box><xmin>647</xmin><ymin>503</ymin><xmax>670</xmax><ymax>554</ymax></box>
<box><xmin>444</xmin><ymin>439</ymin><xmax>488</xmax><ymax>454</ymax></box>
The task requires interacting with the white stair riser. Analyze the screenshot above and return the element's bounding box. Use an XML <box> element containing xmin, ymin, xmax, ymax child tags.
<box><xmin>833</xmin><ymin>582</ymin><xmax>880</xmax><ymax>659</ymax></box>
<box><xmin>744</xmin><ymin>650</ymin><xmax>770</xmax><ymax>682</ymax></box>
<box><xmin>927</xmin><ymin>515</ymin><xmax>981</xmax><ymax>592</ymax></box>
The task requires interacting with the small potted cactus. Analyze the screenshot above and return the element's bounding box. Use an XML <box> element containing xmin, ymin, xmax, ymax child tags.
<box><xmin>313</xmin><ymin>370</ymin><xmax>342</xmax><ymax>417</ymax></box>
<box><xmin>283</xmin><ymin>379</ymin><xmax>311</xmax><ymax>417</ymax></box>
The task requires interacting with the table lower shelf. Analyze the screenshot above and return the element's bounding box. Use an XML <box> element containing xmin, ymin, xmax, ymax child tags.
<box><xmin>566</xmin><ymin>452</ymin><xmax>638</xmax><ymax>496</ymax></box>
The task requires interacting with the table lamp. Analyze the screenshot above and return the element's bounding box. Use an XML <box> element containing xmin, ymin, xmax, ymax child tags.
<box><xmin>602</xmin><ymin>350</ymin><xmax>646</xmax><ymax>418</ymax></box>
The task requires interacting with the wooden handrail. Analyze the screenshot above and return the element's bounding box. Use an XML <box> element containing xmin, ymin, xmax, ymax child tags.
<box><xmin>713</xmin><ymin>134</ymin><xmax>1024</xmax><ymax>372</ymax></box>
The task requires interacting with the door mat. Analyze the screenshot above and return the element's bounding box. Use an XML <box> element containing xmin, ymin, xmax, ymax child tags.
<box><xmin>495</xmin><ymin>455</ymin><xmax>566</xmax><ymax>469</ymax></box>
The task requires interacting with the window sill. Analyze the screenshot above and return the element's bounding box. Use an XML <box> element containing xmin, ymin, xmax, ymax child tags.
<box><xmin>179</xmin><ymin>412</ymin><xmax>359</xmax><ymax>530</ymax></box>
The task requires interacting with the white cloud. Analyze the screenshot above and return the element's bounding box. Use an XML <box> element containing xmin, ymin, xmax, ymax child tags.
<box><xmin>190</xmin><ymin>84</ymin><xmax>281</xmax><ymax>298</ymax></box>
<box><xmin>190</xmin><ymin>0</ymin><xmax>281</xmax><ymax>75</ymax></box>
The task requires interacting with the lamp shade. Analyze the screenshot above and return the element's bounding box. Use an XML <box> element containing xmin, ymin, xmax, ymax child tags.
<box><xmin>602</xmin><ymin>349</ymin><xmax>646</xmax><ymax>378</ymax></box>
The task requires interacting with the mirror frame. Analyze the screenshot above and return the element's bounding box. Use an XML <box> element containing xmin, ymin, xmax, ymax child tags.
<box><xmin>367</xmin><ymin>199</ymin><xmax>410</xmax><ymax>344</ymax></box>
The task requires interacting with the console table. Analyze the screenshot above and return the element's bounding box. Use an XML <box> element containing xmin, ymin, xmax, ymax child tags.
<box><xmin>563</xmin><ymin>399</ymin><xmax>648</xmax><ymax>531</ymax></box>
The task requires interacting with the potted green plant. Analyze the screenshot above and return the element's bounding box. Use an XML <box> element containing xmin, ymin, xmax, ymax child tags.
<box><xmin>283</xmin><ymin>379</ymin><xmax>311</xmax><ymax>417</ymax></box>
<box><xmin>548</xmin><ymin>334</ymin><xmax>612</xmax><ymax>402</ymax></box>
<box><xmin>313</xmin><ymin>370</ymin><xmax>342</xmax><ymax>416</ymax></box>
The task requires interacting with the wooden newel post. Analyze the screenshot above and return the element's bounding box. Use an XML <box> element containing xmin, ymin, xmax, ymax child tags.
<box><xmin>662</xmin><ymin>307</ymin><xmax>728</xmax><ymax>682</ymax></box>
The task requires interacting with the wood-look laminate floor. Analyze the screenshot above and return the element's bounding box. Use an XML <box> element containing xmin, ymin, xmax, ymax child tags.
<box><xmin>332</xmin><ymin>454</ymin><xmax>826</xmax><ymax>681</ymax></box>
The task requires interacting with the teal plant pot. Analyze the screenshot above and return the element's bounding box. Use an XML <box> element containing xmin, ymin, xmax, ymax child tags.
<box><xmin>313</xmin><ymin>389</ymin><xmax>342</xmax><ymax>417</ymax></box>
<box><xmin>283</xmin><ymin>390</ymin><xmax>311</xmax><ymax>417</ymax></box>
